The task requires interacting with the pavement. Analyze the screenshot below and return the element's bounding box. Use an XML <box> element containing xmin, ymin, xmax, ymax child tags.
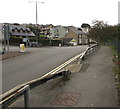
<box><xmin>0</xmin><ymin>45</ymin><xmax>29</xmax><ymax>60</ymax></box>
<box><xmin>10</xmin><ymin>46</ymin><xmax>118</xmax><ymax>107</ymax></box>
<box><xmin>1</xmin><ymin>51</ymin><xmax>29</xmax><ymax>60</ymax></box>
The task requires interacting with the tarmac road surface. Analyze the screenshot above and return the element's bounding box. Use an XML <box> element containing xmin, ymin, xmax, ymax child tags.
<box><xmin>2</xmin><ymin>45</ymin><xmax>87</xmax><ymax>93</ymax></box>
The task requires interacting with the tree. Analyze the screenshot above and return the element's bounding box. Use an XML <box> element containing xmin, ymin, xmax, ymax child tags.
<box><xmin>92</xmin><ymin>20</ymin><xmax>108</xmax><ymax>29</ymax></box>
<box><xmin>118</xmin><ymin>24</ymin><xmax>120</xmax><ymax>41</ymax></box>
<box><xmin>88</xmin><ymin>20</ymin><xmax>118</xmax><ymax>43</ymax></box>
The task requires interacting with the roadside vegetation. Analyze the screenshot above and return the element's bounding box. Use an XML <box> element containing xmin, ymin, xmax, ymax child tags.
<box><xmin>112</xmin><ymin>46</ymin><xmax>120</xmax><ymax>106</ymax></box>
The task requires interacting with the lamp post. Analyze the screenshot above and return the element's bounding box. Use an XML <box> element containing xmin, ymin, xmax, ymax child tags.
<box><xmin>3</xmin><ymin>25</ymin><xmax>10</xmax><ymax>52</ymax></box>
<box><xmin>29</xmin><ymin>1</ymin><xmax>44</xmax><ymax>44</ymax></box>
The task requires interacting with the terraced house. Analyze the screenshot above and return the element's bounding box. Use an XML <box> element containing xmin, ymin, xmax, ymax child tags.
<box><xmin>48</xmin><ymin>25</ymin><xmax>67</xmax><ymax>39</ymax></box>
<box><xmin>64</xmin><ymin>26</ymin><xmax>88</xmax><ymax>45</ymax></box>
<box><xmin>9</xmin><ymin>24</ymin><xmax>35</xmax><ymax>45</ymax></box>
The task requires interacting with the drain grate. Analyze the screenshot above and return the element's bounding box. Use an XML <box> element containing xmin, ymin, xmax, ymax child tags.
<box><xmin>50</xmin><ymin>93</ymin><xmax>80</xmax><ymax>106</ymax></box>
<box><xmin>79</xmin><ymin>63</ymin><xmax>90</xmax><ymax>72</ymax></box>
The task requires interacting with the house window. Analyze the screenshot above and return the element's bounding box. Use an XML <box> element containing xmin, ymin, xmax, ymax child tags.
<box><xmin>23</xmin><ymin>30</ymin><xmax>25</xmax><ymax>33</ymax></box>
<box><xmin>15</xmin><ymin>29</ymin><xmax>17</xmax><ymax>32</ymax></box>
<box><xmin>20</xmin><ymin>30</ymin><xmax>23</xmax><ymax>33</ymax></box>
<box><xmin>18</xmin><ymin>30</ymin><xmax>20</xmax><ymax>33</ymax></box>
<box><xmin>78</xmin><ymin>28</ymin><xmax>82</xmax><ymax>31</ymax></box>
<box><xmin>12</xmin><ymin>29</ymin><xmax>15</xmax><ymax>32</ymax></box>
<box><xmin>79</xmin><ymin>35</ymin><xmax>82</xmax><ymax>38</ymax></box>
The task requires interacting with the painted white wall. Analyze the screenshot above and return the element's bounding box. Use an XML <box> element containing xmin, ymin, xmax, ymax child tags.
<box><xmin>82</xmin><ymin>28</ymin><xmax>89</xmax><ymax>33</ymax></box>
<box><xmin>79</xmin><ymin>34</ymin><xmax>88</xmax><ymax>44</ymax></box>
<box><xmin>57</xmin><ymin>26</ymin><xmax>66</xmax><ymax>38</ymax></box>
<box><xmin>48</xmin><ymin>26</ymin><xmax>66</xmax><ymax>39</ymax></box>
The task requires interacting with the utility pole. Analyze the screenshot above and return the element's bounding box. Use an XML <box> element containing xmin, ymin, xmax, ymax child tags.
<box><xmin>29</xmin><ymin>1</ymin><xmax>44</xmax><ymax>24</ymax></box>
<box><xmin>2</xmin><ymin>25</ymin><xmax>5</xmax><ymax>54</ymax></box>
<box><xmin>6</xmin><ymin>25</ymin><xmax>10</xmax><ymax>51</ymax></box>
<box><xmin>36</xmin><ymin>1</ymin><xmax>37</xmax><ymax>24</ymax></box>
<box><xmin>29</xmin><ymin>1</ymin><xmax>44</xmax><ymax>45</ymax></box>
<box><xmin>3</xmin><ymin>25</ymin><xmax>10</xmax><ymax>52</ymax></box>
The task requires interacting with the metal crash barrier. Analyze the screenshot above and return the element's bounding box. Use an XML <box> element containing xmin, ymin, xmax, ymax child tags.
<box><xmin>0</xmin><ymin>44</ymin><xmax>99</xmax><ymax>109</ymax></box>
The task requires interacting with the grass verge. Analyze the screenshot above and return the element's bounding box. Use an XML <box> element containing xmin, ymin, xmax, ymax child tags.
<box><xmin>106</xmin><ymin>45</ymin><xmax>120</xmax><ymax>106</ymax></box>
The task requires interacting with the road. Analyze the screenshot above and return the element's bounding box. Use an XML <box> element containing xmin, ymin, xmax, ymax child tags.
<box><xmin>2</xmin><ymin>46</ymin><xmax>87</xmax><ymax>93</ymax></box>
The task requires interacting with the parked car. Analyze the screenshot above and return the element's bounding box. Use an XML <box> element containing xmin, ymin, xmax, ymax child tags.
<box><xmin>64</xmin><ymin>42</ymin><xmax>73</xmax><ymax>46</ymax></box>
<box><xmin>30</xmin><ymin>42</ymin><xmax>38</xmax><ymax>47</ymax></box>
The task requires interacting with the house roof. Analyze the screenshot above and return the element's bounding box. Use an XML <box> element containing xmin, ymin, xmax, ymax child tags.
<box><xmin>11</xmin><ymin>32</ymin><xmax>35</xmax><ymax>37</ymax></box>
<box><xmin>9</xmin><ymin>25</ymin><xmax>35</xmax><ymax>37</ymax></box>
<box><xmin>64</xmin><ymin>26</ymin><xmax>85</xmax><ymax>39</ymax></box>
<box><xmin>72</xmin><ymin>27</ymin><xmax>86</xmax><ymax>35</ymax></box>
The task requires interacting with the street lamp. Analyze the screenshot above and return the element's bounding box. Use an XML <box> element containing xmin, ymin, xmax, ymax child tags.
<box><xmin>29</xmin><ymin>1</ymin><xmax>44</xmax><ymax>24</ymax></box>
<box><xmin>29</xmin><ymin>1</ymin><xmax>44</xmax><ymax>44</ymax></box>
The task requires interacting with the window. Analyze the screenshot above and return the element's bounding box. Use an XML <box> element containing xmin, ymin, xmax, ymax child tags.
<box><xmin>79</xmin><ymin>35</ymin><xmax>82</xmax><ymax>38</ymax></box>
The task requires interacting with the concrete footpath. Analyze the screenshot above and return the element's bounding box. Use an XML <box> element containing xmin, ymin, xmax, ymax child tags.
<box><xmin>11</xmin><ymin>46</ymin><xmax>118</xmax><ymax>107</ymax></box>
<box><xmin>0</xmin><ymin>51</ymin><xmax>29</xmax><ymax>60</ymax></box>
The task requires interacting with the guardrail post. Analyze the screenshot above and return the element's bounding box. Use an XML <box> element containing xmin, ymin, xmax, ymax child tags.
<box><xmin>79</xmin><ymin>57</ymin><xmax>82</xmax><ymax>64</ymax></box>
<box><xmin>91</xmin><ymin>47</ymin><xmax>93</xmax><ymax>53</ymax></box>
<box><xmin>24</xmin><ymin>85</ymin><xmax>30</xmax><ymax>109</ymax></box>
<box><xmin>88</xmin><ymin>49</ymin><xmax>91</xmax><ymax>55</ymax></box>
<box><xmin>94</xmin><ymin>46</ymin><xmax>96</xmax><ymax>50</ymax></box>
<box><xmin>91</xmin><ymin>47</ymin><xmax>94</xmax><ymax>53</ymax></box>
<box><xmin>97</xmin><ymin>44</ymin><xmax>99</xmax><ymax>49</ymax></box>
<box><xmin>62</xmin><ymin>70</ymin><xmax>71</xmax><ymax>81</ymax></box>
<box><xmin>93</xmin><ymin>46</ymin><xmax>95</xmax><ymax>52</ymax></box>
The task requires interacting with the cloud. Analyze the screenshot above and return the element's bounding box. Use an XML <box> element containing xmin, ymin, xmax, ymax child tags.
<box><xmin>119</xmin><ymin>1</ymin><xmax>120</xmax><ymax>24</ymax></box>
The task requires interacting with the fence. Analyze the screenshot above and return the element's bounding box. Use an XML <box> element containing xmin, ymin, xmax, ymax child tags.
<box><xmin>9</xmin><ymin>38</ymin><xmax>62</xmax><ymax>47</ymax></box>
<box><xmin>113</xmin><ymin>40</ymin><xmax>120</xmax><ymax>56</ymax></box>
<box><xmin>0</xmin><ymin>44</ymin><xmax>99</xmax><ymax>109</ymax></box>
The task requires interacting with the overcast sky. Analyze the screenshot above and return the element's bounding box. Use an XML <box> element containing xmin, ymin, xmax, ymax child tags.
<box><xmin>118</xmin><ymin>1</ymin><xmax>120</xmax><ymax>24</ymax></box>
<box><xmin>0</xmin><ymin>0</ymin><xmax>119</xmax><ymax>27</ymax></box>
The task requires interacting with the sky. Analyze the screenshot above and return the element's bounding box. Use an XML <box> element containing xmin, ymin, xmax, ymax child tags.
<box><xmin>118</xmin><ymin>1</ymin><xmax>120</xmax><ymax>24</ymax></box>
<box><xmin>0</xmin><ymin>0</ymin><xmax>119</xmax><ymax>27</ymax></box>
